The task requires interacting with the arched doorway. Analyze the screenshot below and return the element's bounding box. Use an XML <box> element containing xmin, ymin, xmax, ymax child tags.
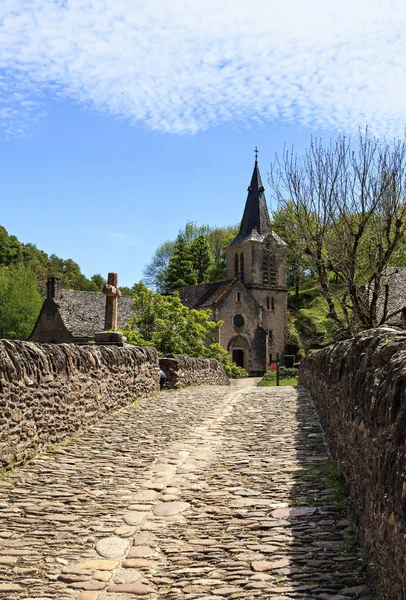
<box><xmin>228</xmin><ymin>335</ymin><xmax>250</xmax><ymax>371</ymax></box>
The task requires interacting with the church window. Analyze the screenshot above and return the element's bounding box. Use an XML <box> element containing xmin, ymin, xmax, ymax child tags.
<box><xmin>263</xmin><ymin>237</ymin><xmax>277</xmax><ymax>286</ymax></box>
<box><xmin>271</xmin><ymin>296</ymin><xmax>275</xmax><ymax>310</ymax></box>
<box><xmin>268</xmin><ymin>330</ymin><xmax>273</xmax><ymax>341</ymax></box>
<box><xmin>266</xmin><ymin>296</ymin><xmax>270</xmax><ymax>310</ymax></box>
<box><xmin>240</xmin><ymin>253</ymin><xmax>245</xmax><ymax>281</ymax></box>
<box><xmin>233</xmin><ymin>314</ymin><xmax>245</xmax><ymax>328</ymax></box>
<box><xmin>236</xmin><ymin>292</ymin><xmax>241</xmax><ymax>303</ymax></box>
<box><xmin>234</xmin><ymin>254</ymin><xmax>239</xmax><ymax>278</ymax></box>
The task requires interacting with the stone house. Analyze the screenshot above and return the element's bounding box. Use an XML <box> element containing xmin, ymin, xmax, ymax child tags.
<box><xmin>29</xmin><ymin>277</ymin><xmax>133</xmax><ymax>344</ymax></box>
<box><xmin>175</xmin><ymin>158</ymin><xmax>288</xmax><ymax>376</ymax></box>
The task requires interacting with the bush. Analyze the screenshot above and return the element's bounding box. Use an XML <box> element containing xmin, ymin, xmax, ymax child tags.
<box><xmin>206</xmin><ymin>343</ymin><xmax>247</xmax><ymax>378</ymax></box>
<box><xmin>262</xmin><ymin>366</ymin><xmax>298</xmax><ymax>381</ymax></box>
<box><xmin>283</xmin><ymin>354</ymin><xmax>295</xmax><ymax>368</ymax></box>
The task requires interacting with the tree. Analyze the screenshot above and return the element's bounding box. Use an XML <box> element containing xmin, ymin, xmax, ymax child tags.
<box><xmin>120</xmin><ymin>286</ymin><xmax>133</xmax><ymax>296</ymax></box>
<box><xmin>269</xmin><ymin>129</ymin><xmax>406</xmax><ymax>335</ymax></box>
<box><xmin>0</xmin><ymin>265</ymin><xmax>43</xmax><ymax>339</ymax></box>
<box><xmin>272</xmin><ymin>202</ymin><xmax>311</xmax><ymax>299</ymax></box>
<box><xmin>143</xmin><ymin>240</ymin><xmax>175</xmax><ymax>291</ymax></box>
<box><xmin>206</xmin><ymin>224</ymin><xmax>239</xmax><ymax>281</ymax></box>
<box><xmin>164</xmin><ymin>235</ymin><xmax>197</xmax><ymax>290</ymax></box>
<box><xmin>47</xmin><ymin>255</ymin><xmax>99</xmax><ymax>291</ymax></box>
<box><xmin>123</xmin><ymin>282</ymin><xmax>220</xmax><ymax>356</ymax></box>
<box><xmin>190</xmin><ymin>235</ymin><xmax>214</xmax><ymax>283</ymax></box>
<box><xmin>91</xmin><ymin>273</ymin><xmax>106</xmax><ymax>290</ymax></box>
<box><xmin>143</xmin><ymin>222</ymin><xmax>238</xmax><ymax>290</ymax></box>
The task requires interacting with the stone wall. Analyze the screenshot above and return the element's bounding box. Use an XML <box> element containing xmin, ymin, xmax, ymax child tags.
<box><xmin>299</xmin><ymin>328</ymin><xmax>406</xmax><ymax>600</ymax></box>
<box><xmin>0</xmin><ymin>340</ymin><xmax>160</xmax><ymax>470</ymax></box>
<box><xmin>159</xmin><ymin>354</ymin><xmax>229</xmax><ymax>389</ymax></box>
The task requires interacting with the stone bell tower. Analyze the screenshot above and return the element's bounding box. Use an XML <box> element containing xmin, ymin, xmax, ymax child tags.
<box><xmin>225</xmin><ymin>151</ymin><xmax>288</xmax><ymax>370</ymax></box>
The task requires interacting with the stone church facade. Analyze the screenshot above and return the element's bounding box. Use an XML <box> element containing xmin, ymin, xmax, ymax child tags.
<box><xmin>176</xmin><ymin>158</ymin><xmax>288</xmax><ymax>376</ymax></box>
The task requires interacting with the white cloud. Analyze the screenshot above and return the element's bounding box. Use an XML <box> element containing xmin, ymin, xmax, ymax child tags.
<box><xmin>0</xmin><ymin>0</ymin><xmax>405</xmax><ymax>137</ymax></box>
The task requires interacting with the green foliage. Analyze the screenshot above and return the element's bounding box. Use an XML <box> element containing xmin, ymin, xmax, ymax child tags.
<box><xmin>123</xmin><ymin>282</ymin><xmax>220</xmax><ymax>356</ymax></box>
<box><xmin>0</xmin><ymin>265</ymin><xmax>43</xmax><ymax>339</ymax></box>
<box><xmin>164</xmin><ymin>235</ymin><xmax>197</xmax><ymax>290</ymax></box>
<box><xmin>190</xmin><ymin>235</ymin><xmax>214</xmax><ymax>284</ymax></box>
<box><xmin>122</xmin><ymin>284</ymin><xmax>245</xmax><ymax>376</ymax></box>
<box><xmin>143</xmin><ymin>239</ymin><xmax>175</xmax><ymax>292</ymax></box>
<box><xmin>270</xmin><ymin>131</ymin><xmax>406</xmax><ymax>333</ymax></box>
<box><xmin>91</xmin><ymin>273</ymin><xmax>106</xmax><ymax>290</ymax></box>
<box><xmin>272</xmin><ymin>201</ymin><xmax>311</xmax><ymax>298</ymax></box>
<box><xmin>283</xmin><ymin>354</ymin><xmax>295</xmax><ymax>368</ymax></box>
<box><xmin>119</xmin><ymin>286</ymin><xmax>133</xmax><ymax>296</ymax></box>
<box><xmin>287</xmin><ymin>279</ymin><xmax>340</xmax><ymax>353</ymax></box>
<box><xmin>205</xmin><ymin>343</ymin><xmax>247</xmax><ymax>377</ymax></box>
<box><xmin>0</xmin><ymin>225</ymin><xmax>98</xmax><ymax>293</ymax></box>
<box><xmin>47</xmin><ymin>255</ymin><xmax>99</xmax><ymax>291</ymax></box>
<box><xmin>257</xmin><ymin>376</ymin><xmax>298</xmax><ymax>387</ymax></box>
<box><xmin>143</xmin><ymin>221</ymin><xmax>238</xmax><ymax>291</ymax></box>
<box><xmin>261</xmin><ymin>366</ymin><xmax>299</xmax><ymax>381</ymax></box>
<box><xmin>0</xmin><ymin>224</ymin><xmax>112</xmax><ymax>339</ymax></box>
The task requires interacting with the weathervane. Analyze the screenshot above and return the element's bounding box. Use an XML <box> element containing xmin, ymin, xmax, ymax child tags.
<box><xmin>255</xmin><ymin>146</ymin><xmax>259</xmax><ymax>162</ymax></box>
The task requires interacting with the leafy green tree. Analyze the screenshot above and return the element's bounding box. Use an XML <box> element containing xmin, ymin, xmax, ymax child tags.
<box><xmin>0</xmin><ymin>265</ymin><xmax>43</xmax><ymax>339</ymax></box>
<box><xmin>272</xmin><ymin>202</ymin><xmax>312</xmax><ymax>299</ymax></box>
<box><xmin>47</xmin><ymin>255</ymin><xmax>98</xmax><ymax>291</ymax></box>
<box><xmin>190</xmin><ymin>235</ymin><xmax>214</xmax><ymax>283</ymax></box>
<box><xmin>91</xmin><ymin>273</ymin><xmax>106</xmax><ymax>290</ymax></box>
<box><xmin>0</xmin><ymin>226</ymin><xmax>22</xmax><ymax>265</ymax></box>
<box><xmin>206</xmin><ymin>225</ymin><xmax>238</xmax><ymax>281</ymax></box>
<box><xmin>143</xmin><ymin>222</ymin><xmax>238</xmax><ymax>290</ymax></box>
<box><xmin>143</xmin><ymin>240</ymin><xmax>175</xmax><ymax>292</ymax></box>
<box><xmin>120</xmin><ymin>286</ymin><xmax>133</xmax><ymax>296</ymax></box>
<box><xmin>123</xmin><ymin>282</ymin><xmax>220</xmax><ymax>356</ymax></box>
<box><xmin>164</xmin><ymin>235</ymin><xmax>197</xmax><ymax>290</ymax></box>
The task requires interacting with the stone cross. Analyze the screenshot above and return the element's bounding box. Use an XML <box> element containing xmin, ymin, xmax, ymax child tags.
<box><xmin>103</xmin><ymin>272</ymin><xmax>121</xmax><ymax>331</ymax></box>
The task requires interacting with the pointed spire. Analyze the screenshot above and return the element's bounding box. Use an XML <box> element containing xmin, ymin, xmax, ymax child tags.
<box><xmin>236</xmin><ymin>152</ymin><xmax>272</xmax><ymax>241</ymax></box>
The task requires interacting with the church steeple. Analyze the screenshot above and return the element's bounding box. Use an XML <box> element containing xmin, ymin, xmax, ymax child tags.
<box><xmin>229</xmin><ymin>151</ymin><xmax>272</xmax><ymax>247</ymax></box>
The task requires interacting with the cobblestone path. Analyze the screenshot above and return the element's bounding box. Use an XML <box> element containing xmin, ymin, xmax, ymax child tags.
<box><xmin>0</xmin><ymin>383</ymin><xmax>374</xmax><ymax>600</ymax></box>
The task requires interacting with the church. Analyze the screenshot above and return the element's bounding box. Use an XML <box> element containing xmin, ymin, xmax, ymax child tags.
<box><xmin>175</xmin><ymin>157</ymin><xmax>288</xmax><ymax>376</ymax></box>
<box><xmin>29</xmin><ymin>156</ymin><xmax>288</xmax><ymax>376</ymax></box>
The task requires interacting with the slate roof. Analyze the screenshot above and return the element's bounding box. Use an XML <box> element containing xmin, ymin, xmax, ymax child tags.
<box><xmin>58</xmin><ymin>289</ymin><xmax>133</xmax><ymax>337</ymax></box>
<box><xmin>173</xmin><ymin>280</ymin><xmax>235</xmax><ymax>309</ymax></box>
<box><xmin>228</xmin><ymin>160</ymin><xmax>285</xmax><ymax>247</ymax></box>
<box><xmin>377</xmin><ymin>268</ymin><xmax>406</xmax><ymax>324</ymax></box>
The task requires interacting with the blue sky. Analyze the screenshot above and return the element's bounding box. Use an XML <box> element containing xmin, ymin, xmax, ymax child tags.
<box><xmin>0</xmin><ymin>0</ymin><xmax>405</xmax><ymax>287</ymax></box>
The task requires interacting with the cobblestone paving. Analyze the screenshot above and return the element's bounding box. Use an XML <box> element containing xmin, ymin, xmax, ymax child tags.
<box><xmin>0</xmin><ymin>382</ymin><xmax>374</xmax><ymax>600</ymax></box>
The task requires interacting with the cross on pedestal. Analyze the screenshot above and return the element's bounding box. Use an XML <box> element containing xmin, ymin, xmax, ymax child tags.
<box><xmin>103</xmin><ymin>272</ymin><xmax>121</xmax><ymax>330</ymax></box>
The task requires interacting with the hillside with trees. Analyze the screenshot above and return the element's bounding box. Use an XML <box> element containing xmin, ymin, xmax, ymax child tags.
<box><xmin>0</xmin><ymin>225</ymin><xmax>109</xmax><ymax>339</ymax></box>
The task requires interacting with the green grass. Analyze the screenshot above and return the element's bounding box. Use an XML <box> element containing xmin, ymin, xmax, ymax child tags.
<box><xmin>257</xmin><ymin>376</ymin><xmax>298</xmax><ymax>387</ymax></box>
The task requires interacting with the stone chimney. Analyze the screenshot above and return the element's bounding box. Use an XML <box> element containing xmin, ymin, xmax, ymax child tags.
<box><xmin>47</xmin><ymin>277</ymin><xmax>62</xmax><ymax>303</ymax></box>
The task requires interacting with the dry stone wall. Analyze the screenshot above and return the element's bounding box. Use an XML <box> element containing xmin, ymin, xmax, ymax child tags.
<box><xmin>159</xmin><ymin>354</ymin><xmax>229</xmax><ymax>389</ymax></box>
<box><xmin>299</xmin><ymin>327</ymin><xmax>406</xmax><ymax>600</ymax></box>
<box><xmin>0</xmin><ymin>340</ymin><xmax>160</xmax><ymax>470</ymax></box>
